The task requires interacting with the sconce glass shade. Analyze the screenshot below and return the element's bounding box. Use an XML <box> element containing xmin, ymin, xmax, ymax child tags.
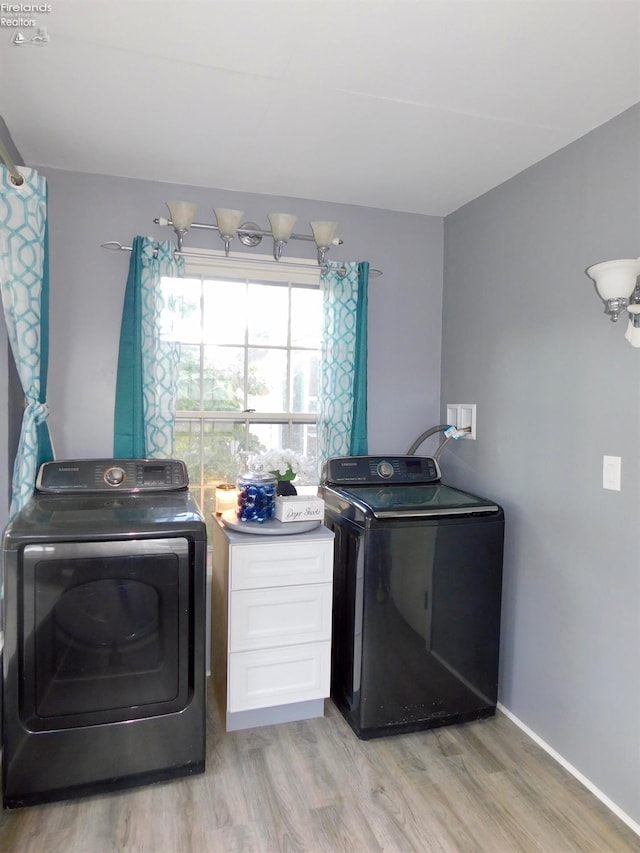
<box><xmin>214</xmin><ymin>208</ymin><xmax>244</xmax><ymax>256</ymax></box>
<box><xmin>310</xmin><ymin>221</ymin><xmax>338</xmax><ymax>249</ymax></box>
<box><xmin>310</xmin><ymin>221</ymin><xmax>338</xmax><ymax>265</ymax></box>
<box><xmin>586</xmin><ymin>259</ymin><xmax>640</xmax><ymax>301</ymax></box>
<box><xmin>166</xmin><ymin>201</ymin><xmax>197</xmax><ymax>232</ymax></box>
<box><xmin>214</xmin><ymin>208</ymin><xmax>244</xmax><ymax>238</ymax></box>
<box><xmin>268</xmin><ymin>213</ymin><xmax>297</xmax><ymax>242</ymax></box>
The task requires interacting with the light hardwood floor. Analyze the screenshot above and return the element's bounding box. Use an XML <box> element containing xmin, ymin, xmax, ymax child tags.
<box><xmin>1</xmin><ymin>687</ymin><xmax>638</xmax><ymax>852</ymax></box>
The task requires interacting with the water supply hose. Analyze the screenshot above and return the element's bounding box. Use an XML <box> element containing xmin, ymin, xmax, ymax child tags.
<box><xmin>406</xmin><ymin>424</ymin><xmax>453</xmax><ymax>455</ymax></box>
<box><xmin>407</xmin><ymin>423</ymin><xmax>471</xmax><ymax>458</ymax></box>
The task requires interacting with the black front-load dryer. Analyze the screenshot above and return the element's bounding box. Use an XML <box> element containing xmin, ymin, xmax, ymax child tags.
<box><xmin>2</xmin><ymin>458</ymin><xmax>207</xmax><ymax>808</ymax></box>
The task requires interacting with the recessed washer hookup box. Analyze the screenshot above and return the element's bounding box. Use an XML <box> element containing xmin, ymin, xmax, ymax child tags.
<box><xmin>275</xmin><ymin>496</ymin><xmax>324</xmax><ymax>523</ymax></box>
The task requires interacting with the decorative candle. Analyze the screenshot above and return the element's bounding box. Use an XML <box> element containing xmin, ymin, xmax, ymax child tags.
<box><xmin>215</xmin><ymin>484</ymin><xmax>240</xmax><ymax>515</ymax></box>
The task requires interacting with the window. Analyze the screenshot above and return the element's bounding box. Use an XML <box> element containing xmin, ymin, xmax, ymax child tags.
<box><xmin>163</xmin><ymin>253</ymin><xmax>322</xmax><ymax>528</ymax></box>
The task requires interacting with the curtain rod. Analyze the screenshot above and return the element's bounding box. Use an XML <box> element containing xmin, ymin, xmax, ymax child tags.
<box><xmin>101</xmin><ymin>241</ymin><xmax>382</xmax><ymax>278</ymax></box>
<box><xmin>0</xmin><ymin>138</ymin><xmax>25</xmax><ymax>186</ymax></box>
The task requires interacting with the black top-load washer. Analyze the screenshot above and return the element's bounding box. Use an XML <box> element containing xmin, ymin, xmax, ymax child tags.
<box><xmin>2</xmin><ymin>458</ymin><xmax>207</xmax><ymax>808</ymax></box>
<box><xmin>319</xmin><ymin>455</ymin><xmax>504</xmax><ymax>740</ymax></box>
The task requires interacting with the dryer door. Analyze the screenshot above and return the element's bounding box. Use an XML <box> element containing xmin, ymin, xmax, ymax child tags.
<box><xmin>20</xmin><ymin>537</ymin><xmax>192</xmax><ymax>729</ymax></box>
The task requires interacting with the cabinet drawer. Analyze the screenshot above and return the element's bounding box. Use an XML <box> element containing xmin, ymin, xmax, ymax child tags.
<box><xmin>228</xmin><ymin>642</ymin><xmax>330</xmax><ymax>712</ymax></box>
<box><xmin>229</xmin><ymin>584</ymin><xmax>332</xmax><ymax>652</ymax></box>
<box><xmin>230</xmin><ymin>540</ymin><xmax>333</xmax><ymax>590</ymax></box>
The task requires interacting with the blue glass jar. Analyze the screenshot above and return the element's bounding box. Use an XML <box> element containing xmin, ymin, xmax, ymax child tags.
<box><xmin>236</xmin><ymin>471</ymin><xmax>277</xmax><ymax>523</ymax></box>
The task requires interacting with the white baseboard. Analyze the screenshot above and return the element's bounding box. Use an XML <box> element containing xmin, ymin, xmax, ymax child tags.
<box><xmin>497</xmin><ymin>702</ymin><xmax>640</xmax><ymax>838</ymax></box>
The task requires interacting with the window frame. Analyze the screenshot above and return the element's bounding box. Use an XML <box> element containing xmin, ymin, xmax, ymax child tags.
<box><xmin>171</xmin><ymin>250</ymin><xmax>322</xmax><ymax>513</ymax></box>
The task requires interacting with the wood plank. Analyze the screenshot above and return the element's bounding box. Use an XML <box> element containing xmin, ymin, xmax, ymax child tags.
<box><xmin>0</xmin><ymin>689</ymin><xmax>638</xmax><ymax>852</ymax></box>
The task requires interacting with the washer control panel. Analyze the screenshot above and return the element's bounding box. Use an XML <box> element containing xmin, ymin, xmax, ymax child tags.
<box><xmin>323</xmin><ymin>455</ymin><xmax>441</xmax><ymax>486</ymax></box>
<box><xmin>36</xmin><ymin>459</ymin><xmax>189</xmax><ymax>493</ymax></box>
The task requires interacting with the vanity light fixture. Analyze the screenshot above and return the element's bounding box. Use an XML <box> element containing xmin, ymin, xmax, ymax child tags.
<box><xmin>155</xmin><ymin>202</ymin><xmax>342</xmax><ymax>265</ymax></box>
<box><xmin>586</xmin><ymin>257</ymin><xmax>640</xmax><ymax>347</ymax></box>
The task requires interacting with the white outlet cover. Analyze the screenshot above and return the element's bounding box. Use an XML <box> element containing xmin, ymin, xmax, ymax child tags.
<box><xmin>603</xmin><ymin>455</ymin><xmax>621</xmax><ymax>491</ymax></box>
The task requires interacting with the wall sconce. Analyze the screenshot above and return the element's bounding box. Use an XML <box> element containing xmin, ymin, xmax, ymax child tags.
<box><xmin>213</xmin><ymin>208</ymin><xmax>244</xmax><ymax>256</ymax></box>
<box><xmin>166</xmin><ymin>201</ymin><xmax>197</xmax><ymax>251</ymax></box>
<box><xmin>586</xmin><ymin>258</ymin><xmax>640</xmax><ymax>346</ymax></box>
<box><xmin>155</xmin><ymin>202</ymin><xmax>342</xmax><ymax>265</ymax></box>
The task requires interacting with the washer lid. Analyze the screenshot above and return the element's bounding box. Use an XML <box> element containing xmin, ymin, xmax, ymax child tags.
<box><xmin>327</xmin><ymin>483</ymin><xmax>500</xmax><ymax>519</ymax></box>
<box><xmin>4</xmin><ymin>490</ymin><xmax>206</xmax><ymax>542</ymax></box>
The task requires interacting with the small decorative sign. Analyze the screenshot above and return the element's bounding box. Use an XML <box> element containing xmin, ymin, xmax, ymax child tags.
<box><xmin>275</xmin><ymin>496</ymin><xmax>324</xmax><ymax>523</ymax></box>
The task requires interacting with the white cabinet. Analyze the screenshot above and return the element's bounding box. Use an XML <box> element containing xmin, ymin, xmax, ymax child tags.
<box><xmin>230</xmin><ymin>584</ymin><xmax>333</xmax><ymax>651</ymax></box>
<box><xmin>211</xmin><ymin>518</ymin><xmax>334</xmax><ymax>732</ymax></box>
<box><xmin>228</xmin><ymin>642</ymin><xmax>330</xmax><ymax>713</ymax></box>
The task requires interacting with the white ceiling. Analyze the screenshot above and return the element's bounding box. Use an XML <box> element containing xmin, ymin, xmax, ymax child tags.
<box><xmin>3</xmin><ymin>0</ymin><xmax>640</xmax><ymax>216</ymax></box>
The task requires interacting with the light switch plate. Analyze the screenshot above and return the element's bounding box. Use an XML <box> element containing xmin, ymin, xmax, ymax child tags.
<box><xmin>603</xmin><ymin>455</ymin><xmax>621</xmax><ymax>491</ymax></box>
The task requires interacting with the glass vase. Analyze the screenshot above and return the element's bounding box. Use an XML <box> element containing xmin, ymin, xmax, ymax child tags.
<box><xmin>236</xmin><ymin>471</ymin><xmax>277</xmax><ymax>523</ymax></box>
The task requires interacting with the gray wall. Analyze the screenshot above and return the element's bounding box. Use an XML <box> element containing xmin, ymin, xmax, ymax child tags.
<box><xmin>441</xmin><ymin>103</ymin><xmax>640</xmax><ymax>825</ymax></box>
<box><xmin>40</xmin><ymin>168</ymin><xmax>444</xmax><ymax>463</ymax></box>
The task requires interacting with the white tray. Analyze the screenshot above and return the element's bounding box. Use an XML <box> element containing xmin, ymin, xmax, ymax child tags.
<box><xmin>220</xmin><ymin>509</ymin><xmax>322</xmax><ymax>536</ymax></box>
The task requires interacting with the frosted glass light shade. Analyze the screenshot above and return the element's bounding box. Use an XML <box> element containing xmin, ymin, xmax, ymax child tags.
<box><xmin>268</xmin><ymin>213</ymin><xmax>297</xmax><ymax>242</ymax></box>
<box><xmin>310</xmin><ymin>221</ymin><xmax>338</xmax><ymax>248</ymax></box>
<box><xmin>214</xmin><ymin>208</ymin><xmax>244</xmax><ymax>237</ymax></box>
<box><xmin>166</xmin><ymin>201</ymin><xmax>197</xmax><ymax>231</ymax></box>
<box><xmin>586</xmin><ymin>259</ymin><xmax>640</xmax><ymax>301</ymax></box>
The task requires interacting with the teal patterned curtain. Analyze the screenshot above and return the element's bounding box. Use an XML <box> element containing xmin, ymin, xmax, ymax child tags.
<box><xmin>318</xmin><ymin>261</ymin><xmax>368</xmax><ymax>469</ymax></box>
<box><xmin>114</xmin><ymin>236</ymin><xmax>184</xmax><ymax>458</ymax></box>
<box><xmin>0</xmin><ymin>166</ymin><xmax>54</xmax><ymax>517</ymax></box>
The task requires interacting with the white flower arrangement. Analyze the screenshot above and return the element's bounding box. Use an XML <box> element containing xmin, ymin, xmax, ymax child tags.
<box><xmin>252</xmin><ymin>448</ymin><xmax>315</xmax><ymax>482</ymax></box>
